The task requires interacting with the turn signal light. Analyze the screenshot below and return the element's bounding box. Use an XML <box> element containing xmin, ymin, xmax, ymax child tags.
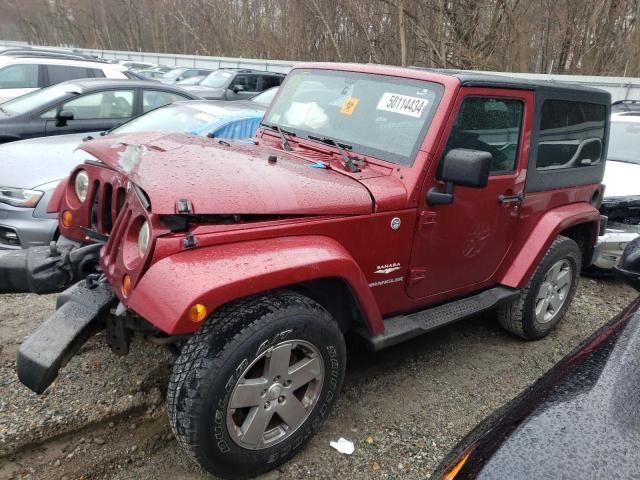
<box><xmin>188</xmin><ymin>303</ymin><xmax>207</xmax><ymax>322</ymax></box>
<box><xmin>121</xmin><ymin>274</ymin><xmax>132</xmax><ymax>297</ymax></box>
<box><xmin>443</xmin><ymin>451</ymin><xmax>472</xmax><ymax>480</ymax></box>
<box><xmin>61</xmin><ymin>210</ymin><xmax>73</xmax><ymax>227</ymax></box>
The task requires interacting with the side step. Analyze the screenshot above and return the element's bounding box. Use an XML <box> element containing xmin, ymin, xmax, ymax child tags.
<box><xmin>356</xmin><ymin>287</ymin><xmax>520</xmax><ymax>351</ymax></box>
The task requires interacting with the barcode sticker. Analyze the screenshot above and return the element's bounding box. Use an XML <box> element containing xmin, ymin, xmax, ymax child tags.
<box><xmin>376</xmin><ymin>93</ymin><xmax>428</xmax><ymax>118</ymax></box>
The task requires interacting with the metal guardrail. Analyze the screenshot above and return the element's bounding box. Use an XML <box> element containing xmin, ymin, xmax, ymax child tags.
<box><xmin>2</xmin><ymin>40</ymin><xmax>640</xmax><ymax>100</ymax></box>
<box><xmin>0</xmin><ymin>40</ymin><xmax>296</xmax><ymax>73</ymax></box>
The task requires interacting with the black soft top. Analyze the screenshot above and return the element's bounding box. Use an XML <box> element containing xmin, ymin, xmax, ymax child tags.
<box><xmin>416</xmin><ymin>68</ymin><xmax>610</xmax><ymax>101</ymax></box>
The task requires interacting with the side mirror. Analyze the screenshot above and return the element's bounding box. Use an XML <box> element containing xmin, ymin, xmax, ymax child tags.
<box><xmin>616</xmin><ymin>236</ymin><xmax>640</xmax><ymax>291</ymax></box>
<box><xmin>231</xmin><ymin>84</ymin><xmax>245</xmax><ymax>93</ymax></box>
<box><xmin>55</xmin><ymin>110</ymin><xmax>74</xmax><ymax>127</ymax></box>
<box><xmin>427</xmin><ymin>149</ymin><xmax>492</xmax><ymax>205</ymax></box>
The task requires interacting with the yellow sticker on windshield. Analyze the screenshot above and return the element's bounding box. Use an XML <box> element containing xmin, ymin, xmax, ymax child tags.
<box><xmin>340</xmin><ymin>97</ymin><xmax>359</xmax><ymax>115</ymax></box>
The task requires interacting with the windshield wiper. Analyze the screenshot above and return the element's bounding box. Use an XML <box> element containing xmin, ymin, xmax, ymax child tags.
<box><xmin>308</xmin><ymin>135</ymin><xmax>361</xmax><ymax>173</ymax></box>
<box><xmin>261</xmin><ymin>123</ymin><xmax>293</xmax><ymax>152</ymax></box>
<box><xmin>0</xmin><ymin>106</ymin><xmax>8</xmax><ymax>115</ymax></box>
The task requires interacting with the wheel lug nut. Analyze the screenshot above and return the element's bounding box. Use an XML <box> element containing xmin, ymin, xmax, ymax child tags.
<box><xmin>284</xmin><ymin>380</ymin><xmax>291</xmax><ymax>387</ymax></box>
<box><xmin>278</xmin><ymin>396</ymin><xmax>285</xmax><ymax>403</ymax></box>
<box><xmin>264</xmin><ymin>401</ymin><xmax>270</xmax><ymax>409</ymax></box>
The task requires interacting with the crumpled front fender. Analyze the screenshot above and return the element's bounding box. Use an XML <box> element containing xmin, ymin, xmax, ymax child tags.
<box><xmin>126</xmin><ymin>235</ymin><xmax>383</xmax><ymax>335</ymax></box>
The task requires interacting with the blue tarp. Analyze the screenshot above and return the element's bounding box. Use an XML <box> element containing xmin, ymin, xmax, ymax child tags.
<box><xmin>185</xmin><ymin>109</ymin><xmax>265</xmax><ymax>140</ymax></box>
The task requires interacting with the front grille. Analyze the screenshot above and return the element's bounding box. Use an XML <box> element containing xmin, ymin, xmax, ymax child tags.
<box><xmin>102</xmin><ymin>207</ymin><xmax>132</xmax><ymax>273</ymax></box>
<box><xmin>89</xmin><ymin>180</ymin><xmax>127</xmax><ymax>236</ymax></box>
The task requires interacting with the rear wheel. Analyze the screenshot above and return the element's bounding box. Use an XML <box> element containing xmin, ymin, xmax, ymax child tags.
<box><xmin>498</xmin><ymin>236</ymin><xmax>581</xmax><ymax>340</ymax></box>
<box><xmin>166</xmin><ymin>291</ymin><xmax>346</xmax><ymax>479</ymax></box>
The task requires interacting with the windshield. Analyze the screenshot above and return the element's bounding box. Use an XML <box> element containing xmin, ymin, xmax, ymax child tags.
<box><xmin>252</xmin><ymin>87</ymin><xmax>278</xmax><ymax>106</ymax></box>
<box><xmin>608</xmin><ymin>119</ymin><xmax>640</xmax><ymax>164</ymax></box>
<box><xmin>201</xmin><ymin>70</ymin><xmax>233</xmax><ymax>88</ymax></box>
<box><xmin>113</xmin><ymin>104</ymin><xmax>223</xmax><ymax>134</ymax></box>
<box><xmin>264</xmin><ymin>69</ymin><xmax>443</xmax><ymax>165</ymax></box>
<box><xmin>1</xmin><ymin>83</ymin><xmax>77</xmax><ymax>114</ymax></box>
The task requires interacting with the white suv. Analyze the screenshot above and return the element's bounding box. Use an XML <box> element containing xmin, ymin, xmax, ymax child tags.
<box><xmin>592</xmin><ymin>110</ymin><xmax>640</xmax><ymax>270</ymax></box>
<box><xmin>0</xmin><ymin>57</ymin><xmax>129</xmax><ymax>103</ymax></box>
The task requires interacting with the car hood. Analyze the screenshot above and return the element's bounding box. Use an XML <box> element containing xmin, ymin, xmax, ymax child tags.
<box><xmin>603</xmin><ymin>160</ymin><xmax>640</xmax><ymax>198</ymax></box>
<box><xmin>79</xmin><ymin>132</ymin><xmax>375</xmax><ymax>216</ymax></box>
<box><xmin>0</xmin><ymin>133</ymin><xmax>97</xmax><ymax>189</ymax></box>
<box><xmin>181</xmin><ymin>86</ymin><xmax>226</xmax><ymax>99</ymax></box>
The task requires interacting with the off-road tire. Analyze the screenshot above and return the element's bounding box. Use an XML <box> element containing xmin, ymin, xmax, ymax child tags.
<box><xmin>498</xmin><ymin>235</ymin><xmax>581</xmax><ymax>340</ymax></box>
<box><xmin>166</xmin><ymin>290</ymin><xmax>346</xmax><ymax>479</ymax></box>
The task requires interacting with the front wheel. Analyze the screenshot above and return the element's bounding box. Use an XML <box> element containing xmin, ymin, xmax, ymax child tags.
<box><xmin>498</xmin><ymin>235</ymin><xmax>581</xmax><ymax>340</ymax></box>
<box><xmin>166</xmin><ymin>291</ymin><xmax>346</xmax><ymax>479</ymax></box>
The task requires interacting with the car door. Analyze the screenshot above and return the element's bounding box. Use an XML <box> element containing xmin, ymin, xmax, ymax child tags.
<box><xmin>0</xmin><ymin>63</ymin><xmax>42</xmax><ymax>103</ymax></box>
<box><xmin>407</xmin><ymin>88</ymin><xmax>533</xmax><ymax>301</ymax></box>
<box><xmin>43</xmin><ymin>89</ymin><xmax>135</xmax><ymax>136</ymax></box>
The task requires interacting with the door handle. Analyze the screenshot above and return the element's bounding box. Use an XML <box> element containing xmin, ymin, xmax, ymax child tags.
<box><xmin>497</xmin><ymin>192</ymin><xmax>524</xmax><ymax>205</ymax></box>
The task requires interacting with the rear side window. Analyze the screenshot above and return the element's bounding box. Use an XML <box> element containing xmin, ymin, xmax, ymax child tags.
<box><xmin>262</xmin><ymin>75</ymin><xmax>282</xmax><ymax>90</ymax></box>
<box><xmin>0</xmin><ymin>64</ymin><xmax>38</xmax><ymax>89</ymax></box>
<box><xmin>444</xmin><ymin>97</ymin><xmax>524</xmax><ymax>173</ymax></box>
<box><xmin>90</xmin><ymin>69</ymin><xmax>106</xmax><ymax>78</ymax></box>
<box><xmin>47</xmin><ymin>65</ymin><xmax>92</xmax><ymax>85</ymax></box>
<box><xmin>142</xmin><ymin>90</ymin><xmax>188</xmax><ymax>113</ymax></box>
<box><xmin>536</xmin><ymin>100</ymin><xmax>606</xmax><ymax>169</ymax></box>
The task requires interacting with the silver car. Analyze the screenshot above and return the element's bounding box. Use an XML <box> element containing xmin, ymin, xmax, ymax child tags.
<box><xmin>592</xmin><ymin>111</ymin><xmax>640</xmax><ymax>270</ymax></box>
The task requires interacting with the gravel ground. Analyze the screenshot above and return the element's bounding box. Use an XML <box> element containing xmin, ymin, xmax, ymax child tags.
<box><xmin>0</xmin><ymin>278</ymin><xmax>637</xmax><ymax>480</ymax></box>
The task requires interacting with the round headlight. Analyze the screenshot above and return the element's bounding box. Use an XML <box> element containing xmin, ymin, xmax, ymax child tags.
<box><xmin>138</xmin><ymin>221</ymin><xmax>150</xmax><ymax>256</ymax></box>
<box><xmin>74</xmin><ymin>170</ymin><xmax>89</xmax><ymax>202</ymax></box>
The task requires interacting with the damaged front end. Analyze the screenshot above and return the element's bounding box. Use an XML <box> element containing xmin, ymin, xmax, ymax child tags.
<box><xmin>0</xmin><ymin>240</ymin><xmax>101</xmax><ymax>294</ymax></box>
<box><xmin>593</xmin><ymin>196</ymin><xmax>640</xmax><ymax>270</ymax></box>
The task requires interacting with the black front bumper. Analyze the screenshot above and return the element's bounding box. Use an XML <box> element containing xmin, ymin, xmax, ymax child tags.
<box><xmin>17</xmin><ymin>280</ymin><xmax>116</xmax><ymax>394</ymax></box>
<box><xmin>0</xmin><ymin>242</ymin><xmax>101</xmax><ymax>294</ymax></box>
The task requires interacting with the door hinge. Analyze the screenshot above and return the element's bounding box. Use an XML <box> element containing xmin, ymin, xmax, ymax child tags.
<box><xmin>417</xmin><ymin>211</ymin><xmax>437</xmax><ymax>231</ymax></box>
<box><xmin>409</xmin><ymin>268</ymin><xmax>427</xmax><ymax>286</ymax></box>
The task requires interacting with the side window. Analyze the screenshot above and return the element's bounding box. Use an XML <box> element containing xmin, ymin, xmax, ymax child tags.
<box><xmin>47</xmin><ymin>65</ymin><xmax>91</xmax><ymax>85</ymax></box>
<box><xmin>445</xmin><ymin>97</ymin><xmax>524</xmax><ymax>173</ymax></box>
<box><xmin>60</xmin><ymin>90</ymin><xmax>134</xmax><ymax>119</ymax></box>
<box><xmin>536</xmin><ymin>100</ymin><xmax>606</xmax><ymax>169</ymax></box>
<box><xmin>142</xmin><ymin>90</ymin><xmax>188</xmax><ymax>113</ymax></box>
<box><xmin>90</xmin><ymin>69</ymin><xmax>106</xmax><ymax>78</ymax></box>
<box><xmin>0</xmin><ymin>64</ymin><xmax>38</xmax><ymax>89</ymax></box>
<box><xmin>261</xmin><ymin>75</ymin><xmax>282</xmax><ymax>90</ymax></box>
<box><xmin>233</xmin><ymin>74</ymin><xmax>259</xmax><ymax>92</ymax></box>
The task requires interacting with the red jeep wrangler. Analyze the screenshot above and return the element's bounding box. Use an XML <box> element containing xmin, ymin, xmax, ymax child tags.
<box><xmin>14</xmin><ymin>63</ymin><xmax>610</xmax><ymax>478</ymax></box>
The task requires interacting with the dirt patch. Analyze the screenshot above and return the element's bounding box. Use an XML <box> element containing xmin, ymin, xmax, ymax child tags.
<box><xmin>0</xmin><ymin>278</ymin><xmax>637</xmax><ymax>479</ymax></box>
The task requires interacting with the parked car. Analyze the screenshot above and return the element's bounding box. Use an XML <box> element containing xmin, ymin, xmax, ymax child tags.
<box><xmin>0</xmin><ymin>56</ymin><xmax>129</xmax><ymax>103</ymax></box>
<box><xmin>176</xmin><ymin>75</ymin><xmax>206</xmax><ymax>85</ymax></box>
<box><xmin>157</xmin><ymin>67</ymin><xmax>213</xmax><ymax>84</ymax></box>
<box><xmin>181</xmin><ymin>68</ymin><xmax>284</xmax><ymax>100</ymax></box>
<box><xmin>0</xmin><ymin>98</ymin><xmax>269</xmax><ymax>250</ymax></box>
<box><xmin>135</xmin><ymin>69</ymin><xmax>166</xmax><ymax>80</ymax></box>
<box><xmin>0</xmin><ymin>46</ymin><xmax>101</xmax><ymax>62</ymax></box>
<box><xmin>611</xmin><ymin>99</ymin><xmax>640</xmax><ymax>112</ymax></box>
<box><xmin>117</xmin><ymin>60</ymin><xmax>157</xmax><ymax>71</ymax></box>
<box><xmin>0</xmin><ymin>78</ymin><xmax>200</xmax><ymax>143</ymax></box>
<box><xmin>433</xmin><ymin>236</ymin><xmax>640</xmax><ymax>480</ymax></box>
<box><xmin>10</xmin><ymin>65</ymin><xmax>610</xmax><ymax>478</ymax></box>
<box><xmin>591</xmin><ymin>110</ymin><xmax>640</xmax><ymax>270</ymax></box>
